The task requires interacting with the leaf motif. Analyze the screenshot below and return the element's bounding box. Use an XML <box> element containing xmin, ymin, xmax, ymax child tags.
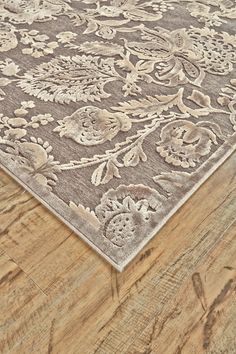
<box><xmin>91</xmin><ymin>161</ymin><xmax>106</xmax><ymax>186</ymax></box>
<box><xmin>0</xmin><ymin>78</ymin><xmax>11</xmax><ymax>87</ymax></box>
<box><xmin>123</xmin><ymin>144</ymin><xmax>147</xmax><ymax>167</ymax></box>
<box><xmin>135</xmin><ymin>60</ymin><xmax>155</xmax><ymax>74</ymax></box>
<box><xmin>79</xmin><ymin>41</ymin><xmax>124</xmax><ymax>56</ymax></box>
<box><xmin>18</xmin><ymin>55</ymin><xmax>119</xmax><ymax>104</ymax></box>
<box><xmin>173</xmin><ymin>32</ymin><xmax>185</xmax><ymax>48</ymax></box>
<box><xmin>217</xmin><ymin>96</ymin><xmax>229</xmax><ymax>106</ymax></box>
<box><xmin>91</xmin><ymin>160</ymin><xmax>121</xmax><ymax>186</ymax></box>
<box><xmin>102</xmin><ymin>160</ymin><xmax>121</xmax><ymax>185</ymax></box>
<box><xmin>123</xmin><ymin>196</ymin><xmax>136</xmax><ymax>210</ymax></box>
<box><xmin>83</xmin><ymin>20</ymin><xmax>98</xmax><ymax>34</ymax></box>
<box><xmin>153</xmin><ymin>171</ymin><xmax>191</xmax><ymax>194</ymax></box>
<box><xmin>112</xmin><ymin>89</ymin><xmax>183</xmax><ymax>118</ymax></box>
<box><xmin>124</xmin><ymin>9</ymin><xmax>162</xmax><ymax>21</ymax></box>
<box><xmin>69</xmin><ymin>201</ymin><xmax>100</xmax><ymax>229</ymax></box>
<box><xmin>116</xmin><ymin>59</ymin><xmax>131</xmax><ymax>71</ymax></box>
<box><xmin>83</xmin><ymin>0</ymin><xmax>97</xmax><ymax>3</ymax></box>
<box><xmin>187</xmin><ymin>3</ymin><xmax>210</xmax><ymax>15</ymax></box>
<box><xmin>180</xmin><ymin>58</ymin><xmax>201</xmax><ymax>79</ymax></box>
<box><xmin>225</xmin><ymin>9</ymin><xmax>236</xmax><ymax>19</ymax></box>
<box><xmin>97</xmin><ymin>19</ymin><xmax>130</xmax><ymax>27</ymax></box>
<box><xmin>197</xmin><ymin>121</ymin><xmax>225</xmax><ymax>140</ymax></box>
<box><xmin>177</xmin><ymin>56</ymin><xmax>205</xmax><ymax>86</ymax></box>
<box><xmin>187</xmin><ymin>90</ymin><xmax>212</xmax><ymax>108</ymax></box>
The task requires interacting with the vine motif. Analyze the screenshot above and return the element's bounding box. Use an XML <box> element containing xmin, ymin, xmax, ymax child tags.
<box><xmin>0</xmin><ymin>88</ymin><xmax>230</xmax><ymax>189</ymax></box>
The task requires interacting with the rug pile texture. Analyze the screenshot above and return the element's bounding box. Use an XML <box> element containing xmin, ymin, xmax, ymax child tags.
<box><xmin>0</xmin><ymin>0</ymin><xmax>235</xmax><ymax>270</ymax></box>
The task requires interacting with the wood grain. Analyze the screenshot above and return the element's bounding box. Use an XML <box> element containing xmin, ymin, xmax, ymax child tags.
<box><xmin>0</xmin><ymin>152</ymin><xmax>235</xmax><ymax>354</ymax></box>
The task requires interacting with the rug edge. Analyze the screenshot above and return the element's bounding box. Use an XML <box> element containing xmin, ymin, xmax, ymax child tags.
<box><xmin>120</xmin><ymin>140</ymin><xmax>236</xmax><ymax>271</ymax></box>
<box><xmin>0</xmin><ymin>162</ymin><xmax>123</xmax><ymax>271</ymax></box>
<box><xmin>1</xmin><ymin>138</ymin><xmax>236</xmax><ymax>272</ymax></box>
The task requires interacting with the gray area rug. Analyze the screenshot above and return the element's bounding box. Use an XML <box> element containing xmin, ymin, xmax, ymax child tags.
<box><xmin>0</xmin><ymin>0</ymin><xmax>235</xmax><ymax>270</ymax></box>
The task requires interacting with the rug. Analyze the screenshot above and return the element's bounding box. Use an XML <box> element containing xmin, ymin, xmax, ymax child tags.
<box><xmin>0</xmin><ymin>0</ymin><xmax>235</xmax><ymax>271</ymax></box>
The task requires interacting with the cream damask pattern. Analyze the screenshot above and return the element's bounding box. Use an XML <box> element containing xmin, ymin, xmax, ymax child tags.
<box><xmin>0</xmin><ymin>0</ymin><xmax>235</xmax><ymax>270</ymax></box>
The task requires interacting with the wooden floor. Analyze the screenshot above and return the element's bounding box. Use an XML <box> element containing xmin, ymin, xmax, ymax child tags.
<box><xmin>0</xmin><ymin>153</ymin><xmax>236</xmax><ymax>354</ymax></box>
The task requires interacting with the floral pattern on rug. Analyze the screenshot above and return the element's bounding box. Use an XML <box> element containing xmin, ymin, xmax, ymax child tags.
<box><xmin>0</xmin><ymin>0</ymin><xmax>235</xmax><ymax>269</ymax></box>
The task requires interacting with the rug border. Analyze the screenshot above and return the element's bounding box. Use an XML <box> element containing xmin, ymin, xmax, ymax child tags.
<box><xmin>1</xmin><ymin>136</ymin><xmax>236</xmax><ymax>272</ymax></box>
<box><xmin>0</xmin><ymin>162</ymin><xmax>122</xmax><ymax>271</ymax></box>
<box><xmin>122</xmin><ymin>140</ymin><xmax>236</xmax><ymax>270</ymax></box>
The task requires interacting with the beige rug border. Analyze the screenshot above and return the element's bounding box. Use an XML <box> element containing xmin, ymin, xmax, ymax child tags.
<box><xmin>1</xmin><ymin>135</ymin><xmax>236</xmax><ymax>271</ymax></box>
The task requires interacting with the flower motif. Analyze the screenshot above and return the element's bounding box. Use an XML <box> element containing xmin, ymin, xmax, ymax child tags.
<box><xmin>21</xmin><ymin>30</ymin><xmax>58</xmax><ymax>58</ymax></box>
<box><xmin>95</xmin><ymin>184</ymin><xmax>162</xmax><ymax>247</ymax></box>
<box><xmin>5</xmin><ymin>138</ymin><xmax>60</xmax><ymax>189</ymax></box>
<box><xmin>122</xmin><ymin>29</ymin><xmax>203</xmax><ymax>85</ymax></box>
<box><xmin>156</xmin><ymin>120</ymin><xmax>223</xmax><ymax>168</ymax></box>
<box><xmin>0</xmin><ymin>23</ymin><xmax>18</xmax><ymax>52</ymax></box>
<box><xmin>54</xmin><ymin>106</ymin><xmax>132</xmax><ymax>146</ymax></box>
<box><xmin>56</xmin><ymin>31</ymin><xmax>77</xmax><ymax>43</ymax></box>
<box><xmin>30</xmin><ymin>114</ymin><xmax>54</xmax><ymax>128</ymax></box>
<box><xmin>123</xmin><ymin>26</ymin><xmax>236</xmax><ymax>86</ymax></box>
<box><xmin>21</xmin><ymin>101</ymin><xmax>35</xmax><ymax>109</ymax></box>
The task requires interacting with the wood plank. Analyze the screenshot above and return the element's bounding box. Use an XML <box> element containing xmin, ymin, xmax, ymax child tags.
<box><xmin>0</xmin><ymin>153</ymin><xmax>235</xmax><ymax>353</ymax></box>
<box><xmin>125</xmin><ymin>221</ymin><xmax>236</xmax><ymax>354</ymax></box>
<box><xmin>0</xmin><ymin>171</ymin><xmax>75</xmax><ymax>273</ymax></box>
<box><xmin>0</xmin><ymin>251</ymin><xmax>54</xmax><ymax>354</ymax></box>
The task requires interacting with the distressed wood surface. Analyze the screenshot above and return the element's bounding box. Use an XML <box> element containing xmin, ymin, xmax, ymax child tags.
<box><xmin>0</xmin><ymin>152</ymin><xmax>236</xmax><ymax>354</ymax></box>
